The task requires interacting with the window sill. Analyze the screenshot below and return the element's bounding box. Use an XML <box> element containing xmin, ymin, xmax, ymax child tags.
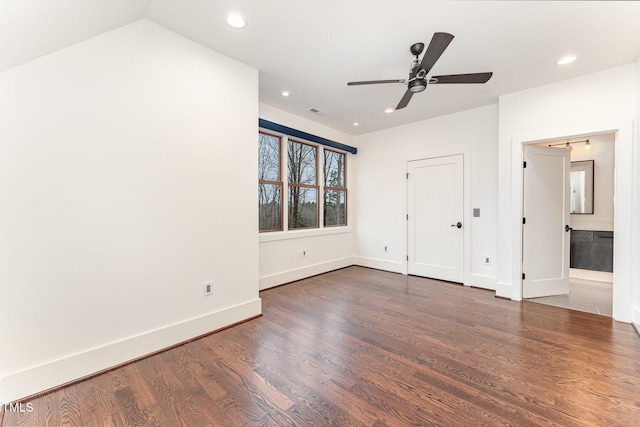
<box><xmin>259</xmin><ymin>226</ymin><xmax>352</xmax><ymax>243</ymax></box>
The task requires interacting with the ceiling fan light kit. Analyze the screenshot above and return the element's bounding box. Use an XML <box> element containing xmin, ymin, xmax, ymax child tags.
<box><xmin>408</xmin><ymin>79</ymin><xmax>427</xmax><ymax>93</ymax></box>
<box><xmin>347</xmin><ymin>32</ymin><xmax>493</xmax><ymax>110</ymax></box>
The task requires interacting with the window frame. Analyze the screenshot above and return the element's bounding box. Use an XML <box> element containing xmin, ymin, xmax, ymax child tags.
<box><xmin>258</xmin><ymin>128</ymin><xmax>350</xmax><ymax>237</ymax></box>
<box><xmin>287</xmin><ymin>138</ymin><xmax>319</xmax><ymax>230</ymax></box>
<box><xmin>258</xmin><ymin>131</ymin><xmax>284</xmax><ymax>233</ymax></box>
<box><xmin>323</xmin><ymin>148</ymin><xmax>348</xmax><ymax>227</ymax></box>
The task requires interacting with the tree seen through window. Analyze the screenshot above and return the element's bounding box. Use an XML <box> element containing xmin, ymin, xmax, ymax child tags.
<box><xmin>288</xmin><ymin>140</ymin><xmax>318</xmax><ymax>229</ymax></box>
<box><xmin>258</xmin><ymin>132</ymin><xmax>282</xmax><ymax>231</ymax></box>
<box><xmin>323</xmin><ymin>149</ymin><xmax>346</xmax><ymax>226</ymax></box>
<box><xmin>259</xmin><ymin>131</ymin><xmax>347</xmax><ymax>232</ymax></box>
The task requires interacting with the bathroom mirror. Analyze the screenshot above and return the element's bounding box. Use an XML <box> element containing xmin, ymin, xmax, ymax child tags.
<box><xmin>570</xmin><ymin>160</ymin><xmax>594</xmax><ymax>214</ymax></box>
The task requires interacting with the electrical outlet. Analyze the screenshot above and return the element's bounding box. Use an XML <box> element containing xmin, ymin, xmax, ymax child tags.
<box><xmin>203</xmin><ymin>281</ymin><xmax>213</xmax><ymax>296</ymax></box>
<box><xmin>484</xmin><ymin>257</ymin><xmax>491</xmax><ymax>265</ymax></box>
<box><xmin>384</xmin><ymin>245</ymin><xmax>388</xmax><ymax>253</ymax></box>
<box><xmin>298</xmin><ymin>250</ymin><xmax>307</xmax><ymax>258</ymax></box>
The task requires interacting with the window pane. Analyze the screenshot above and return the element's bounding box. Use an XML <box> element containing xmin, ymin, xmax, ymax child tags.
<box><xmin>324</xmin><ymin>150</ymin><xmax>345</xmax><ymax>188</ymax></box>
<box><xmin>259</xmin><ymin>133</ymin><xmax>280</xmax><ymax>182</ymax></box>
<box><xmin>324</xmin><ymin>190</ymin><xmax>346</xmax><ymax>226</ymax></box>
<box><xmin>259</xmin><ymin>183</ymin><xmax>282</xmax><ymax>231</ymax></box>
<box><xmin>288</xmin><ymin>186</ymin><xmax>318</xmax><ymax>229</ymax></box>
<box><xmin>288</xmin><ymin>141</ymin><xmax>316</xmax><ymax>185</ymax></box>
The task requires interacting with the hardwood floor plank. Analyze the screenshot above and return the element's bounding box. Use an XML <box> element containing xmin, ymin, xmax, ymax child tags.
<box><xmin>153</xmin><ymin>343</ymin><xmax>227</xmax><ymax>402</ymax></box>
<box><xmin>249</xmin><ymin>336</ymin><xmax>382</xmax><ymax>426</ymax></box>
<box><xmin>117</xmin><ymin>363</ymin><xmax>167</xmax><ymax>427</ymax></box>
<box><xmin>135</xmin><ymin>350</ymin><xmax>213</xmax><ymax>426</ymax></box>
<box><xmin>57</xmin><ymin>386</ymin><xmax>82</xmax><ymax>427</ymax></box>
<box><xmin>75</xmin><ymin>370</ymin><xmax>131</xmax><ymax>427</ymax></box>
<box><xmin>3</xmin><ymin>266</ymin><xmax>639</xmax><ymax>426</ymax></box>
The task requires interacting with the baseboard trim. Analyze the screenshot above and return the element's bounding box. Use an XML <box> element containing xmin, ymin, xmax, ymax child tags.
<box><xmin>467</xmin><ymin>274</ymin><xmax>497</xmax><ymax>291</ymax></box>
<box><xmin>259</xmin><ymin>257</ymin><xmax>354</xmax><ymax>290</ymax></box>
<box><xmin>632</xmin><ymin>322</ymin><xmax>640</xmax><ymax>339</ymax></box>
<box><xmin>495</xmin><ymin>281</ymin><xmax>515</xmax><ymax>300</ymax></box>
<box><xmin>633</xmin><ymin>306</ymin><xmax>640</xmax><ymax>338</ymax></box>
<box><xmin>0</xmin><ymin>298</ymin><xmax>262</xmax><ymax>404</ymax></box>
<box><xmin>353</xmin><ymin>257</ymin><xmax>403</xmax><ymax>274</ymax></box>
<box><xmin>570</xmin><ymin>268</ymin><xmax>614</xmax><ymax>283</ymax></box>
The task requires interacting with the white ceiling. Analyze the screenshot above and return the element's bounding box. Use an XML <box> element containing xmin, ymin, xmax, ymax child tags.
<box><xmin>3</xmin><ymin>1</ymin><xmax>640</xmax><ymax>135</ymax></box>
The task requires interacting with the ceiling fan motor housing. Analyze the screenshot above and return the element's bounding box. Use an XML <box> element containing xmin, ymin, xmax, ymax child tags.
<box><xmin>410</xmin><ymin>42</ymin><xmax>425</xmax><ymax>57</ymax></box>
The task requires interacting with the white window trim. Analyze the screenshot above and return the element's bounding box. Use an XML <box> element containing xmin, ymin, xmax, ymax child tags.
<box><xmin>259</xmin><ymin>226</ymin><xmax>352</xmax><ymax>243</ymax></box>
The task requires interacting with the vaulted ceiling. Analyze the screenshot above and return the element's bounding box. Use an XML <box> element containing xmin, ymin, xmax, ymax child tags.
<box><xmin>3</xmin><ymin>1</ymin><xmax>640</xmax><ymax>135</ymax></box>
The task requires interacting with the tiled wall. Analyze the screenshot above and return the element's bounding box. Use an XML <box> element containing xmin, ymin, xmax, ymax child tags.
<box><xmin>570</xmin><ymin>230</ymin><xmax>614</xmax><ymax>272</ymax></box>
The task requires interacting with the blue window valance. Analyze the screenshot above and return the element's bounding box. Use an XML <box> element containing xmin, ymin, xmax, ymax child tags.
<box><xmin>259</xmin><ymin>119</ymin><xmax>357</xmax><ymax>154</ymax></box>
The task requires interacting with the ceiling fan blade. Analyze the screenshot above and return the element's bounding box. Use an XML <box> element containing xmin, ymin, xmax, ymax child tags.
<box><xmin>347</xmin><ymin>79</ymin><xmax>405</xmax><ymax>86</ymax></box>
<box><xmin>419</xmin><ymin>32</ymin><xmax>454</xmax><ymax>75</ymax></box>
<box><xmin>396</xmin><ymin>90</ymin><xmax>414</xmax><ymax>110</ymax></box>
<box><xmin>430</xmin><ymin>72</ymin><xmax>493</xmax><ymax>84</ymax></box>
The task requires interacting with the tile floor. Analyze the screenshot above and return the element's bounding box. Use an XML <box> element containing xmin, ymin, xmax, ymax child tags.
<box><xmin>528</xmin><ymin>275</ymin><xmax>613</xmax><ymax>316</ymax></box>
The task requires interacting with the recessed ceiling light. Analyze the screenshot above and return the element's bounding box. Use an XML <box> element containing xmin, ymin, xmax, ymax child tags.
<box><xmin>353</xmin><ymin>122</ymin><xmax>359</xmax><ymax>126</ymax></box>
<box><xmin>556</xmin><ymin>55</ymin><xmax>577</xmax><ymax>65</ymax></box>
<box><xmin>281</xmin><ymin>91</ymin><xmax>290</xmax><ymax>97</ymax></box>
<box><xmin>226</xmin><ymin>13</ymin><xmax>247</xmax><ymax>29</ymax></box>
<box><xmin>384</xmin><ymin>108</ymin><xmax>394</xmax><ymax>114</ymax></box>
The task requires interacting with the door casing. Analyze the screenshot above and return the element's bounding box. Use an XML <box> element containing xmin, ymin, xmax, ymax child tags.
<box><xmin>509</xmin><ymin>119</ymin><xmax>633</xmax><ymax>322</ymax></box>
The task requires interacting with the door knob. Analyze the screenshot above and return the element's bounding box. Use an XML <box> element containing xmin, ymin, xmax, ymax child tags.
<box><xmin>565</xmin><ymin>225</ymin><xmax>572</xmax><ymax>232</ymax></box>
<box><xmin>451</xmin><ymin>222</ymin><xmax>462</xmax><ymax>229</ymax></box>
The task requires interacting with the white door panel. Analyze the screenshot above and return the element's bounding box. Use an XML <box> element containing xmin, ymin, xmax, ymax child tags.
<box><xmin>523</xmin><ymin>145</ymin><xmax>571</xmax><ymax>298</ymax></box>
<box><xmin>408</xmin><ymin>155</ymin><xmax>463</xmax><ymax>283</ymax></box>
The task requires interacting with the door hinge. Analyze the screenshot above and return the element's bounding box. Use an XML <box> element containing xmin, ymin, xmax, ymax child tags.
<box><xmin>523</xmin><ymin>161</ymin><xmax>527</xmax><ymax>168</ymax></box>
<box><xmin>406</xmin><ymin>255</ymin><xmax>409</xmax><ymax>261</ymax></box>
<box><xmin>406</xmin><ymin>172</ymin><xmax>409</xmax><ymax>179</ymax></box>
<box><xmin>406</xmin><ymin>214</ymin><xmax>409</xmax><ymax>220</ymax></box>
<box><xmin>522</xmin><ymin>273</ymin><xmax>526</xmax><ymax>280</ymax></box>
<box><xmin>523</xmin><ymin>217</ymin><xmax>526</xmax><ymax>225</ymax></box>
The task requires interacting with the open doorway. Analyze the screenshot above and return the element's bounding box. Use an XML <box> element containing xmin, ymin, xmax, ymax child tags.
<box><xmin>526</xmin><ymin>133</ymin><xmax>615</xmax><ymax>316</ymax></box>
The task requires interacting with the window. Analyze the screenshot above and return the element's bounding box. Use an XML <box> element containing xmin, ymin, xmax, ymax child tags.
<box><xmin>323</xmin><ymin>149</ymin><xmax>347</xmax><ymax>226</ymax></box>
<box><xmin>258</xmin><ymin>132</ymin><xmax>282</xmax><ymax>231</ymax></box>
<box><xmin>288</xmin><ymin>140</ymin><xmax>318</xmax><ymax>229</ymax></box>
<box><xmin>258</xmin><ymin>130</ymin><xmax>348</xmax><ymax>233</ymax></box>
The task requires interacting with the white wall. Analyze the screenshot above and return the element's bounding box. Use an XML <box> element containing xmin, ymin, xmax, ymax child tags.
<box><xmin>0</xmin><ymin>20</ymin><xmax>261</xmax><ymax>403</ymax></box>
<box><xmin>352</xmin><ymin>104</ymin><xmax>499</xmax><ymax>289</ymax></box>
<box><xmin>497</xmin><ymin>63</ymin><xmax>638</xmax><ymax>323</ymax></box>
<box><xmin>258</xmin><ymin>104</ymin><xmax>355</xmax><ymax>289</ymax></box>
<box><xmin>568</xmin><ymin>133</ymin><xmax>615</xmax><ymax>232</ymax></box>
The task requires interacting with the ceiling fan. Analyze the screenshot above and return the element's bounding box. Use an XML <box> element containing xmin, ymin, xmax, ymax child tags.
<box><xmin>347</xmin><ymin>32</ymin><xmax>493</xmax><ymax>110</ymax></box>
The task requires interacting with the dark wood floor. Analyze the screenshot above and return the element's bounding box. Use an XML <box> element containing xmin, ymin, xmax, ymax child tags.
<box><xmin>4</xmin><ymin>266</ymin><xmax>640</xmax><ymax>426</ymax></box>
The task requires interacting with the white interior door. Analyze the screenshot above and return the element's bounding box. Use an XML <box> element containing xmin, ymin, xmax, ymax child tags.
<box><xmin>407</xmin><ymin>155</ymin><xmax>463</xmax><ymax>283</ymax></box>
<box><xmin>523</xmin><ymin>145</ymin><xmax>571</xmax><ymax>298</ymax></box>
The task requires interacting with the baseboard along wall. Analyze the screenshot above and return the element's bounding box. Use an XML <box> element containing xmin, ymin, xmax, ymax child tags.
<box><xmin>0</xmin><ymin>299</ymin><xmax>261</xmax><ymax>404</ymax></box>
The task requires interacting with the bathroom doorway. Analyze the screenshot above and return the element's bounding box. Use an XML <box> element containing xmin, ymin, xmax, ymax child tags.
<box><xmin>527</xmin><ymin>133</ymin><xmax>615</xmax><ymax>316</ymax></box>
